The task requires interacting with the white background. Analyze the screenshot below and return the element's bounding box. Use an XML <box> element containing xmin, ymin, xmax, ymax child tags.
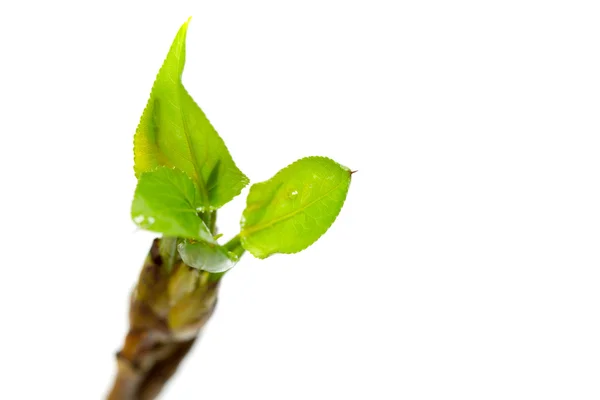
<box><xmin>1</xmin><ymin>1</ymin><xmax>599</xmax><ymax>399</ymax></box>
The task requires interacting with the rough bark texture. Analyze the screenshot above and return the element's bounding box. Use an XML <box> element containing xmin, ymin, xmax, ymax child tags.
<box><xmin>107</xmin><ymin>239</ymin><xmax>220</xmax><ymax>400</ymax></box>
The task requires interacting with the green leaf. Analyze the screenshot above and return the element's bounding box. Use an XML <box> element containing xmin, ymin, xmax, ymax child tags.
<box><xmin>133</xmin><ymin>19</ymin><xmax>249</xmax><ymax>210</ymax></box>
<box><xmin>178</xmin><ymin>240</ymin><xmax>239</xmax><ymax>273</ymax></box>
<box><xmin>240</xmin><ymin>156</ymin><xmax>352</xmax><ymax>258</ymax></box>
<box><xmin>131</xmin><ymin>166</ymin><xmax>215</xmax><ymax>242</ymax></box>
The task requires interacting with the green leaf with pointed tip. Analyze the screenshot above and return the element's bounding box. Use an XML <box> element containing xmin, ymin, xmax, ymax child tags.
<box><xmin>134</xmin><ymin>19</ymin><xmax>249</xmax><ymax>210</ymax></box>
<box><xmin>178</xmin><ymin>240</ymin><xmax>239</xmax><ymax>273</ymax></box>
<box><xmin>131</xmin><ymin>166</ymin><xmax>215</xmax><ymax>242</ymax></box>
<box><xmin>240</xmin><ymin>156</ymin><xmax>351</xmax><ymax>259</ymax></box>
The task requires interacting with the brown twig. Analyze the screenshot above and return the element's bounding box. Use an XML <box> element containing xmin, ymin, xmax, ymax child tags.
<box><xmin>107</xmin><ymin>239</ymin><xmax>219</xmax><ymax>400</ymax></box>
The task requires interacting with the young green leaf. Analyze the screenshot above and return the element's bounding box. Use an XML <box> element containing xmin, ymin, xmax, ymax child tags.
<box><xmin>178</xmin><ymin>240</ymin><xmax>238</xmax><ymax>273</ymax></box>
<box><xmin>240</xmin><ymin>156</ymin><xmax>351</xmax><ymax>259</ymax></box>
<box><xmin>133</xmin><ymin>19</ymin><xmax>249</xmax><ymax>210</ymax></box>
<box><xmin>131</xmin><ymin>167</ymin><xmax>215</xmax><ymax>242</ymax></box>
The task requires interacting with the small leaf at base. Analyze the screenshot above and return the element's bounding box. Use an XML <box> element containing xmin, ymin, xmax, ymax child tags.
<box><xmin>178</xmin><ymin>240</ymin><xmax>238</xmax><ymax>273</ymax></box>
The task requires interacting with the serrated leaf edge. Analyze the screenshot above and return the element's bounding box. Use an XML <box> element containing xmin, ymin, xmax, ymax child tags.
<box><xmin>240</xmin><ymin>156</ymin><xmax>352</xmax><ymax>259</ymax></box>
<box><xmin>132</xmin><ymin>19</ymin><xmax>249</xmax><ymax>210</ymax></box>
